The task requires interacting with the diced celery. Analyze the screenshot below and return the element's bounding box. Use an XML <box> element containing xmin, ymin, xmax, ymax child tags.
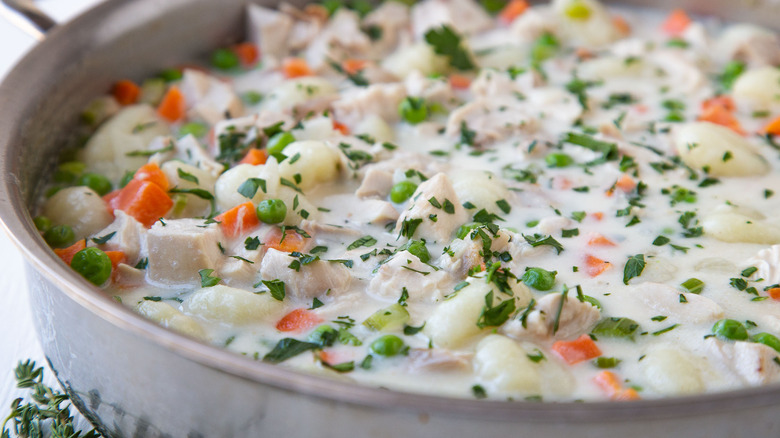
<box><xmin>362</xmin><ymin>303</ymin><xmax>410</xmax><ymax>331</ymax></box>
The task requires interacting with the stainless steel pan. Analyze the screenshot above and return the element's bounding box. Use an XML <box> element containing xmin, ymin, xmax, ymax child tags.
<box><xmin>1</xmin><ymin>0</ymin><xmax>780</xmax><ymax>436</ymax></box>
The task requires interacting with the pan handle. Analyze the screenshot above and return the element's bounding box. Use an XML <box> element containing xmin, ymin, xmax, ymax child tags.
<box><xmin>1</xmin><ymin>0</ymin><xmax>56</xmax><ymax>40</ymax></box>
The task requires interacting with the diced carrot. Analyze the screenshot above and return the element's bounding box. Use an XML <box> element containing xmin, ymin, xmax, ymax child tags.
<box><xmin>698</xmin><ymin>104</ymin><xmax>745</xmax><ymax>135</ymax></box>
<box><xmin>768</xmin><ymin>287</ymin><xmax>780</xmax><ymax>301</ymax></box>
<box><xmin>104</xmin><ymin>250</ymin><xmax>126</xmax><ymax>269</ymax></box>
<box><xmin>594</xmin><ymin>370</ymin><xmax>641</xmax><ymax>401</ymax></box>
<box><xmin>112</xmin><ymin>80</ymin><xmax>141</xmax><ymax>106</ymax></box>
<box><xmin>157</xmin><ymin>86</ymin><xmax>186</xmax><ymax>122</ymax></box>
<box><xmin>763</xmin><ymin>115</ymin><xmax>780</xmax><ymax>136</ymax></box>
<box><xmin>449</xmin><ymin>74</ymin><xmax>471</xmax><ymax>90</ymax></box>
<box><xmin>591</xmin><ymin>212</ymin><xmax>604</xmax><ymax>221</ymax></box>
<box><xmin>342</xmin><ymin>59</ymin><xmax>367</xmax><ymax>75</ymax></box>
<box><xmin>583</xmin><ymin>254</ymin><xmax>611</xmax><ymax>277</ymax></box>
<box><xmin>112</xmin><ymin>179</ymin><xmax>174</xmax><ymax>228</ymax></box>
<box><xmin>282</xmin><ymin>57</ymin><xmax>313</xmax><ymax>78</ymax></box>
<box><xmin>588</xmin><ymin>233</ymin><xmax>616</xmax><ymax>246</ymax></box>
<box><xmin>499</xmin><ymin>0</ymin><xmax>529</xmax><ymax>24</ymax></box>
<box><xmin>231</xmin><ymin>42</ymin><xmax>259</xmax><ymax>67</ymax></box>
<box><xmin>276</xmin><ymin>308</ymin><xmax>323</xmax><ymax>332</ymax></box>
<box><xmin>54</xmin><ymin>240</ymin><xmax>86</xmax><ymax>265</ymax></box>
<box><xmin>575</xmin><ymin>48</ymin><xmax>595</xmax><ymax>60</ymax></box>
<box><xmin>661</xmin><ymin>9</ymin><xmax>692</xmax><ymax>36</ymax></box>
<box><xmin>552</xmin><ymin>334</ymin><xmax>602</xmax><ymax>365</ymax></box>
<box><xmin>132</xmin><ymin>162</ymin><xmax>169</xmax><ymax>191</ymax></box>
<box><xmin>633</xmin><ymin>104</ymin><xmax>648</xmax><ymax>114</ymax></box>
<box><xmin>612</xmin><ymin>15</ymin><xmax>631</xmax><ymax>36</ymax></box>
<box><xmin>266</xmin><ymin>226</ymin><xmax>306</xmax><ymax>253</ymax></box>
<box><xmin>615</xmin><ymin>174</ymin><xmax>636</xmax><ymax>192</ymax></box>
<box><xmin>214</xmin><ymin>202</ymin><xmax>259</xmax><ymax>238</ymax></box>
<box><xmin>552</xmin><ymin>176</ymin><xmax>572</xmax><ymax>190</ymax></box>
<box><xmin>702</xmin><ymin>95</ymin><xmax>735</xmax><ymax>112</ymax></box>
<box><xmin>238</xmin><ymin>148</ymin><xmax>268</xmax><ymax>166</ymax></box>
<box><xmin>333</xmin><ymin>120</ymin><xmax>350</xmax><ymax>135</ymax></box>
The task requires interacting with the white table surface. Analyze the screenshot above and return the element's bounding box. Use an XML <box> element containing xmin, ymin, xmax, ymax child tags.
<box><xmin>0</xmin><ymin>0</ymin><xmax>103</xmax><ymax>433</ymax></box>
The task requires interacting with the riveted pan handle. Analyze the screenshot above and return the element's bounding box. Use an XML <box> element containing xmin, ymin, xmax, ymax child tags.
<box><xmin>1</xmin><ymin>0</ymin><xmax>56</xmax><ymax>40</ymax></box>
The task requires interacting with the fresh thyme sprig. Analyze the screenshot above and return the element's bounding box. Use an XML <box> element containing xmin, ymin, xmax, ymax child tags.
<box><xmin>1</xmin><ymin>360</ymin><xmax>101</xmax><ymax>438</ymax></box>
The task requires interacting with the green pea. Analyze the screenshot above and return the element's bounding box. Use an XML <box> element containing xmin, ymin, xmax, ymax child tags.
<box><xmin>308</xmin><ymin>325</ymin><xmax>338</xmax><ymax>347</ymax></box>
<box><xmin>267</xmin><ymin>132</ymin><xmax>296</xmax><ymax>160</ymax></box>
<box><xmin>545</xmin><ymin>153</ymin><xmax>574</xmax><ymax>168</ymax></box>
<box><xmin>179</xmin><ymin>122</ymin><xmax>208</xmax><ymax>138</ymax></box>
<box><xmin>564</xmin><ymin>0</ymin><xmax>591</xmax><ymax>19</ymax></box>
<box><xmin>43</xmin><ymin>225</ymin><xmax>75</xmax><ymax>248</ymax></box>
<box><xmin>370</xmin><ymin>335</ymin><xmax>405</xmax><ymax>357</ymax></box>
<box><xmin>712</xmin><ymin>319</ymin><xmax>748</xmax><ymax>341</ymax></box>
<box><xmin>53</xmin><ymin>161</ymin><xmax>86</xmax><ymax>184</ymax></box>
<box><xmin>33</xmin><ymin>216</ymin><xmax>52</xmax><ymax>233</ymax></box>
<box><xmin>521</xmin><ymin>267</ymin><xmax>557</xmax><ymax>291</ymax></box>
<box><xmin>70</xmin><ymin>247</ymin><xmax>112</xmax><ymax>286</ymax></box>
<box><xmin>752</xmin><ymin>332</ymin><xmax>780</xmax><ymax>352</ymax></box>
<box><xmin>211</xmin><ymin>48</ymin><xmax>240</xmax><ymax>70</ymax></box>
<box><xmin>398</xmin><ymin>97</ymin><xmax>428</xmax><ymax>124</ymax></box>
<box><xmin>390</xmin><ymin>181</ymin><xmax>418</xmax><ymax>203</ymax></box>
<box><xmin>78</xmin><ymin>173</ymin><xmax>112</xmax><ymax>196</ymax></box>
<box><xmin>256</xmin><ymin>199</ymin><xmax>287</xmax><ymax>224</ymax></box>
<box><xmin>158</xmin><ymin>68</ymin><xmax>183</xmax><ymax>82</ymax></box>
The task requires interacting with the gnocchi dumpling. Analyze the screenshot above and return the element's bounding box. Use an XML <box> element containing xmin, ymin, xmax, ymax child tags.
<box><xmin>732</xmin><ymin>67</ymin><xmax>780</xmax><ymax>108</ymax></box>
<box><xmin>449</xmin><ymin>170</ymin><xmax>510</xmax><ymax>215</ymax></box>
<box><xmin>577</xmin><ymin>56</ymin><xmax>645</xmax><ymax>81</ymax></box>
<box><xmin>474</xmin><ymin>335</ymin><xmax>541</xmax><ymax>395</ymax></box>
<box><xmin>136</xmin><ymin>300</ymin><xmax>208</xmax><ymax>341</ymax></box>
<box><xmin>381</xmin><ymin>42</ymin><xmax>449</xmax><ymax>79</ymax></box>
<box><xmin>79</xmin><ymin>104</ymin><xmax>170</xmax><ymax>181</ymax></box>
<box><xmin>43</xmin><ymin>187</ymin><xmax>113</xmax><ymax>240</ymax></box>
<box><xmin>703</xmin><ymin>212</ymin><xmax>780</xmax><ymax>244</ymax></box>
<box><xmin>162</xmin><ymin>162</ymin><xmax>217</xmax><ymax>218</ymax></box>
<box><xmin>261</xmin><ymin>77</ymin><xmax>338</xmax><ymax>114</ymax></box>
<box><xmin>551</xmin><ymin>0</ymin><xmax>621</xmax><ymax>47</ymax></box>
<box><xmin>640</xmin><ymin>346</ymin><xmax>705</xmax><ymax>395</ymax></box>
<box><xmin>214</xmin><ymin>162</ymin><xmax>280</xmax><ymax>211</ymax></box>
<box><xmin>673</xmin><ymin>122</ymin><xmax>769</xmax><ymax>177</ymax></box>
<box><xmin>183</xmin><ymin>284</ymin><xmax>285</xmax><ymax>324</ymax></box>
<box><xmin>277</xmin><ymin>140</ymin><xmax>342</xmax><ymax>191</ymax></box>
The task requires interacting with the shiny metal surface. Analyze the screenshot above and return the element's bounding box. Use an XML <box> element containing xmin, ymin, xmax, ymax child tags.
<box><xmin>1</xmin><ymin>0</ymin><xmax>780</xmax><ymax>436</ymax></box>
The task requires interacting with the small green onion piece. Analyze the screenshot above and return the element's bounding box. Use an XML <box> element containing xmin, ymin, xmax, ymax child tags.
<box><xmin>390</xmin><ymin>181</ymin><xmax>418</xmax><ymax>203</ymax></box>
<box><xmin>33</xmin><ymin>216</ymin><xmax>52</xmax><ymax>233</ymax></box>
<box><xmin>139</xmin><ymin>78</ymin><xmax>166</xmax><ymax>105</ymax></box>
<box><xmin>521</xmin><ymin>267</ymin><xmax>557</xmax><ymax>291</ymax></box>
<box><xmin>70</xmin><ymin>247</ymin><xmax>112</xmax><ymax>286</ymax></box>
<box><xmin>179</xmin><ymin>122</ymin><xmax>209</xmax><ymax>138</ymax></box>
<box><xmin>564</xmin><ymin>0</ymin><xmax>591</xmax><ymax>20</ymax></box>
<box><xmin>370</xmin><ymin>334</ymin><xmax>405</xmax><ymax>357</ymax></box>
<box><xmin>593</xmin><ymin>357</ymin><xmax>621</xmax><ymax>368</ymax></box>
<box><xmin>78</xmin><ymin>173</ymin><xmax>112</xmax><ymax>196</ymax></box>
<box><xmin>363</xmin><ymin>303</ymin><xmax>410</xmax><ymax>331</ymax></box>
<box><xmin>158</xmin><ymin>68</ymin><xmax>183</xmax><ymax>82</ymax></box>
<box><xmin>582</xmin><ymin>295</ymin><xmax>602</xmax><ymax>309</ymax></box>
<box><xmin>308</xmin><ymin>325</ymin><xmax>338</xmax><ymax>347</ymax></box>
<box><xmin>712</xmin><ymin>319</ymin><xmax>748</xmax><ymax>341</ymax></box>
<box><xmin>44</xmin><ymin>225</ymin><xmax>75</xmax><ymax>248</ymax></box>
<box><xmin>530</xmin><ymin>32</ymin><xmax>560</xmax><ymax>63</ymax></box>
<box><xmin>399</xmin><ymin>97</ymin><xmax>428</xmax><ymax>124</ymax></box>
<box><xmin>680</xmin><ymin>278</ymin><xmax>704</xmax><ymax>294</ymax></box>
<box><xmin>545</xmin><ymin>152</ymin><xmax>574</xmax><ymax>168</ymax></box>
<box><xmin>752</xmin><ymin>332</ymin><xmax>780</xmax><ymax>352</ymax></box>
<box><xmin>119</xmin><ymin>170</ymin><xmax>135</xmax><ymax>189</ymax></box>
<box><xmin>211</xmin><ymin>48</ymin><xmax>240</xmax><ymax>70</ymax></box>
<box><xmin>256</xmin><ymin>199</ymin><xmax>287</xmax><ymax>224</ymax></box>
<box><xmin>267</xmin><ymin>132</ymin><xmax>296</xmax><ymax>159</ymax></box>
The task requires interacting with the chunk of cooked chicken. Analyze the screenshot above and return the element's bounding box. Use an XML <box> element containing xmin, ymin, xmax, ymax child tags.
<box><xmin>705</xmin><ymin>338</ymin><xmax>780</xmax><ymax>386</ymax></box>
<box><xmin>93</xmin><ymin>210</ymin><xmax>146</xmax><ymax>265</ymax></box>
<box><xmin>631</xmin><ymin>282</ymin><xmax>724</xmax><ymax>324</ymax></box>
<box><xmin>411</xmin><ymin>0</ymin><xmax>492</xmax><ymax>39</ymax></box>
<box><xmin>332</xmin><ymin>83</ymin><xmax>406</xmax><ymax>127</ymax></box>
<box><xmin>394</xmin><ymin>173</ymin><xmax>468</xmax><ymax>243</ymax></box>
<box><xmin>146</xmin><ymin>219</ymin><xmax>224</xmax><ymax>286</ymax></box>
<box><xmin>368</xmin><ymin>250</ymin><xmax>450</xmax><ymax>303</ymax></box>
<box><xmin>259</xmin><ymin>248</ymin><xmax>351</xmax><ymax>299</ymax></box>
<box><xmin>355</xmin><ymin>167</ymin><xmax>394</xmax><ymax>199</ymax></box>
<box><xmin>503</xmin><ymin>292</ymin><xmax>600</xmax><ymax>341</ymax></box>
<box><xmin>247</xmin><ymin>4</ymin><xmax>294</xmax><ymax>62</ymax></box>
<box><xmin>445</xmin><ymin>97</ymin><xmax>538</xmax><ymax>146</ymax></box>
<box><xmin>179</xmin><ymin>70</ymin><xmax>245</xmax><ymax>125</ymax></box>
